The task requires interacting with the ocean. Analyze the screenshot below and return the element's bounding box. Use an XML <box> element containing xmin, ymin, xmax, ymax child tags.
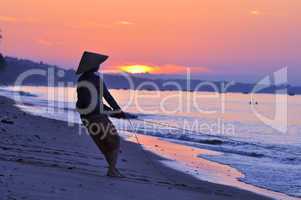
<box><xmin>1</xmin><ymin>86</ymin><xmax>300</xmax><ymax>198</ymax></box>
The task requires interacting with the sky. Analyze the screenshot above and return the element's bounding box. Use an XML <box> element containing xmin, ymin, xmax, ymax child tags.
<box><xmin>0</xmin><ymin>0</ymin><xmax>301</xmax><ymax>84</ymax></box>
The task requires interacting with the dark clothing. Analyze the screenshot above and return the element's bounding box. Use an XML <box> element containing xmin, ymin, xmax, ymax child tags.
<box><xmin>81</xmin><ymin>114</ymin><xmax>120</xmax><ymax>152</ymax></box>
<box><xmin>77</xmin><ymin>72</ymin><xmax>121</xmax><ymax>156</ymax></box>
<box><xmin>76</xmin><ymin>72</ymin><xmax>121</xmax><ymax>117</ymax></box>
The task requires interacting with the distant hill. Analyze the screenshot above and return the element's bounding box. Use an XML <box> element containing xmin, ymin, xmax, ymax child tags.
<box><xmin>0</xmin><ymin>57</ymin><xmax>77</xmax><ymax>86</ymax></box>
<box><xmin>0</xmin><ymin>56</ymin><xmax>300</xmax><ymax>95</ymax></box>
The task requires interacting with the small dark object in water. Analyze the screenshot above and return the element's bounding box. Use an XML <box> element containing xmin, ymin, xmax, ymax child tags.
<box><xmin>18</xmin><ymin>91</ymin><xmax>37</xmax><ymax>97</ymax></box>
<box><xmin>1</xmin><ymin>119</ymin><xmax>14</xmax><ymax>125</ymax></box>
<box><xmin>286</xmin><ymin>157</ymin><xmax>296</xmax><ymax>161</ymax></box>
<box><xmin>249</xmin><ymin>101</ymin><xmax>259</xmax><ymax>105</ymax></box>
<box><xmin>175</xmin><ymin>183</ymin><xmax>188</xmax><ymax>187</ymax></box>
<box><xmin>248</xmin><ymin>152</ymin><xmax>264</xmax><ymax>158</ymax></box>
<box><xmin>34</xmin><ymin>135</ymin><xmax>41</xmax><ymax>140</ymax></box>
<box><xmin>198</xmin><ymin>139</ymin><xmax>223</xmax><ymax>145</ymax></box>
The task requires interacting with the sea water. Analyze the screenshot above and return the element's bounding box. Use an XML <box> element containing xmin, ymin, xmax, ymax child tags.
<box><xmin>1</xmin><ymin>86</ymin><xmax>300</xmax><ymax>198</ymax></box>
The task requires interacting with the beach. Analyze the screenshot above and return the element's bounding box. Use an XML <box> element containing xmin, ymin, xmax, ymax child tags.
<box><xmin>0</xmin><ymin>94</ymin><xmax>278</xmax><ymax>200</ymax></box>
<box><xmin>2</xmin><ymin>0</ymin><xmax>301</xmax><ymax>199</ymax></box>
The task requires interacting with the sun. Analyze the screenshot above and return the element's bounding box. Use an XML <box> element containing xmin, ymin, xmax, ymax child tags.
<box><xmin>120</xmin><ymin>65</ymin><xmax>155</xmax><ymax>74</ymax></box>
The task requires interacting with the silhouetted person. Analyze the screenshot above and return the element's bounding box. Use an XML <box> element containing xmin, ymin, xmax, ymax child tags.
<box><xmin>76</xmin><ymin>51</ymin><xmax>126</xmax><ymax>177</ymax></box>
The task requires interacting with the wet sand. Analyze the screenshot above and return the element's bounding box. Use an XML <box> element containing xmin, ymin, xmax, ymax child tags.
<box><xmin>128</xmin><ymin>135</ymin><xmax>299</xmax><ymax>200</ymax></box>
<box><xmin>0</xmin><ymin>95</ymin><xmax>277</xmax><ymax>200</ymax></box>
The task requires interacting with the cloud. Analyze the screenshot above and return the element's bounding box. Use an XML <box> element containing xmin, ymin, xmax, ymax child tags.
<box><xmin>36</xmin><ymin>39</ymin><xmax>53</xmax><ymax>47</ymax></box>
<box><xmin>250</xmin><ymin>10</ymin><xmax>262</xmax><ymax>16</ymax></box>
<box><xmin>0</xmin><ymin>15</ymin><xmax>38</xmax><ymax>23</ymax></box>
<box><xmin>0</xmin><ymin>16</ymin><xmax>18</xmax><ymax>22</ymax></box>
<box><xmin>83</xmin><ymin>21</ymin><xmax>112</xmax><ymax>29</ymax></box>
<box><xmin>36</xmin><ymin>39</ymin><xmax>63</xmax><ymax>47</ymax></box>
<box><xmin>115</xmin><ymin>21</ymin><xmax>134</xmax><ymax>25</ymax></box>
<box><xmin>68</xmin><ymin>20</ymin><xmax>134</xmax><ymax>30</ymax></box>
<box><xmin>155</xmin><ymin>64</ymin><xmax>210</xmax><ymax>74</ymax></box>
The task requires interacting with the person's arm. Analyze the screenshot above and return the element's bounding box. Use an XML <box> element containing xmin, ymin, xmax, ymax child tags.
<box><xmin>101</xmin><ymin>79</ymin><xmax>121</xmax><ymax>111</ymax></box>
<box><xmin>99</xmin><ymin>77</ymin><xmax>128</xmax><ymax>118</ymax></box>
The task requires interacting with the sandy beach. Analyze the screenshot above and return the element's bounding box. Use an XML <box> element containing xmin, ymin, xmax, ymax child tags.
<box><xmin>0</xmin><ymin>95</ymin><xmax>282</xmax><ymax>200</ymax></box>
<box><xmin>2</xmin><ymin>0</ymin><xmax>301</xmax><ymax>199</ymax></box>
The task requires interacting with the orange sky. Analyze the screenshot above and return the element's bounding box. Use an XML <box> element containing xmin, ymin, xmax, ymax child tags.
<box><xmin>1</xmin><ymin>0</ymin><xmax>301</xmax><ymax>82</ymax></box>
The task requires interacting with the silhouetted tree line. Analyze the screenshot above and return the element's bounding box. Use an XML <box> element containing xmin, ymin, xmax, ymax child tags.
<box><xmin>0</xmin><ymin>56</ymin><xmax>300</xmax><ymax>94</ymax></box>
<box><xmin>0</xmin><ymin>29</ymin><xmax>6</xmax><ymax>70</ymax></box>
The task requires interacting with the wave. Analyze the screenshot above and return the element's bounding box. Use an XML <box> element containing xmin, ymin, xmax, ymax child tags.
<box><xmin>130</xmin><ymin>122</ymin><xmax>301</xmax><ymax>165</ymax></box>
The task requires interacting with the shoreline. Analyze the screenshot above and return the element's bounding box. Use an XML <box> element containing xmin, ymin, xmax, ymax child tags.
<box><xmin>0</xmin><ymin>94</ymin><xmax>283</xmax><ymax>200</ymax></box>
<box><xmin>128</xmin><ymin>135</ymin><xmax>299</xmax><ymax>200</ymax></box>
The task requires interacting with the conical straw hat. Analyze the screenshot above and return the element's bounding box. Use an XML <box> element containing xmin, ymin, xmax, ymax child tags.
<box><xmin>76</xmin><ymin>51</ymin><xmax>109</xmax><ymax>75</ymax></box>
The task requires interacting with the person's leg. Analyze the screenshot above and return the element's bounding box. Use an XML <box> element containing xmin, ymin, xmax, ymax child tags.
<box><xmin>85</xmin><ymin>115</ymin><xmax>123</xmax><ymax>177</ymax></box>
<box><xmin>104</xmin><ymin>134</ymin><xmax>123</xmax><ymax>177</ymax></box>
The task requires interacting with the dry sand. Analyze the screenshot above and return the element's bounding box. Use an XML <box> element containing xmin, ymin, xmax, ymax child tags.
<box><xmin>0</xmin><ymin>95</ymin><xmax>278</xmax><ymax>200</ymax></box>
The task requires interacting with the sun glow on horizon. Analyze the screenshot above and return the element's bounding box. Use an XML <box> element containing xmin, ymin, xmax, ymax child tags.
<box><xmin>116</xmin><ymin>64</ymin><xmax>209</xmax><ymax>75</ymax></box>
<box><xmin>1</xmin><ymin>0</ymin><xmax>301</xmax><ymax>84</ymax></box>
<box><xmin>120</xmin><ymin>65</ymin><xmax>155</xmax><ymax>74</ymax></box>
